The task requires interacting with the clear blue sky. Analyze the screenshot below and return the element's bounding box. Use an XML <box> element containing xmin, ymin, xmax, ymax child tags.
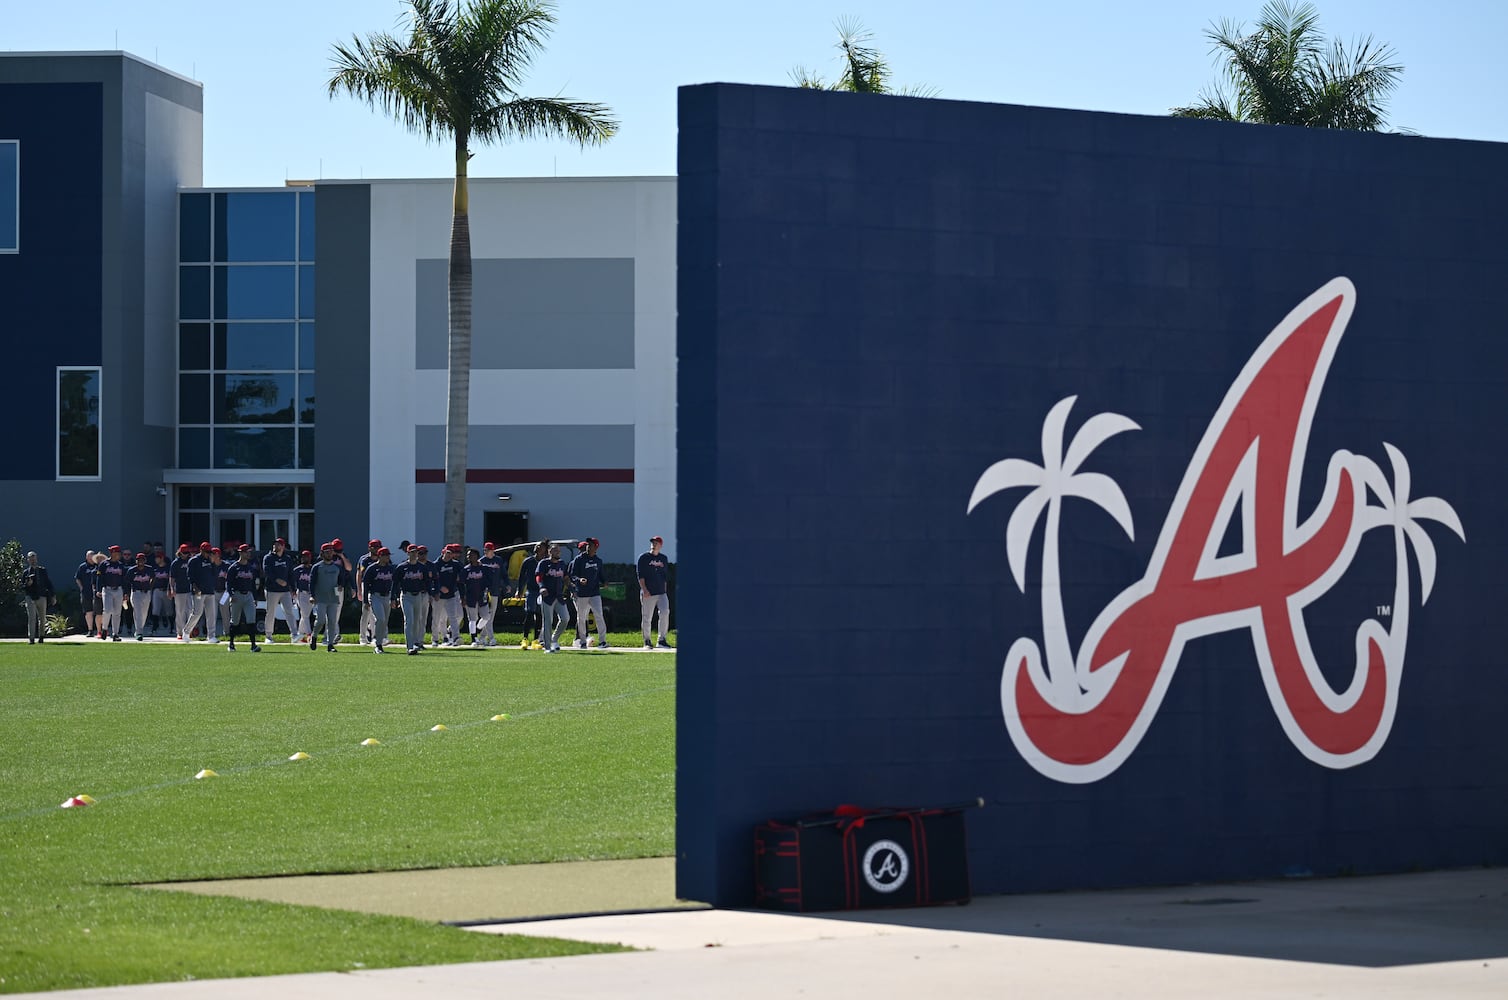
<box><xmin>6</xmin><ymin>1</ymin><xmax>1505</xmax><ymax>186</ymax></box>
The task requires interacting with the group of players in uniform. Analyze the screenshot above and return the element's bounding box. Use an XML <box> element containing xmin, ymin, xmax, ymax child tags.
<box><xmin>60</xmin><ymin>534</ymin><xmax>674</xmax><ymax>655</ymax></box>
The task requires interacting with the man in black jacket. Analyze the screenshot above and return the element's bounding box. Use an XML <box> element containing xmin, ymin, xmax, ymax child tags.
<box><xmin>22</xmin><ymin>550</ymin><xmax>55</xmax><ymax>644</ymax></box>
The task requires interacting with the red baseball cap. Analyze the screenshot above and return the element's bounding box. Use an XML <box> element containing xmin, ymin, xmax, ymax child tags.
<box><xmin>368</xmin><ymin>539</ymin><xmax>381</xmax><ymax>548</ymax></box>
<box><xmin>238</xmin><ymin>543</ymin><xmax>252</xmax><ymax>552</ymax></box>
<box><xmin>416</xmin><ymin>544</ymin><xmax>429</xmax><ymax>553</ymax></box>
<box><xmin>483</xmin><ymin>541</ymin><xmax>495</xmax><ymax>550</ymax></box>
<box><xmin>577</xmin><ymin>541</ymin><xmax>589</xmax><ymax>550</ymax></box>
<box><xmin>108</xmin><ymin>545</ymin><xmax>121</xmax><ymax>552</ymax></box>
<box><xmin>300</xmin><ymin>549</ymin><xmax>312</xmax><ymax>557</ymax></box>
<box><xmin>210</xmin><ymin>547</ymin><xmax>221</xmax><ymax>555</ymax></box>
<box><xmin>275</xmin><ymin>537</ymin><xmax>287</xmax><ymax>546</ymax></box>
<box><xmin>650</xmin><ymin>535</ymin><xmax>664</xmax><ymax>544</ymax></box>
<box><xmin>199</xmin><ymin>541</ymin><xmax>211</xmax><ymax>551</ymax></box>
<box><xmin>331</xmin><ymin>538</ymin><xmax>344</xmax><ymax>550</ymax></box>
<box><xmin>377</xmin><ymin>547</ymin><xmax>391</xmax><ymax>556</ymax></box>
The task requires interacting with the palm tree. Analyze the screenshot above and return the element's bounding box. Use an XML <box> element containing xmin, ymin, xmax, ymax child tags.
<box><xmin>791</xmin><ymin>18</ymin><xmax>936</xmax><ymax>96</ymax></box>
<box><xmin>328</xmin><ymin>0</ymin><xmax>617</xmax><ymax>544</ymax></box>
<box><xmin>1171</xmin><ymin>1</ymin><xmax>1404</xmax><ymax>131</ymax></box>
<box><xmin>968</xmin><ymin>396</ymin><xmax>1138</xmax><ymax>702</ymax></box>
<box><xmin>1356</xmin><ymin>443</ymin><xmax>1464</xmax><ymax>649</ymax></box>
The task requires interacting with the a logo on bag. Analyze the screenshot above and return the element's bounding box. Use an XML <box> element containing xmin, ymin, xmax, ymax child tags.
<box><xmin>862</xmin><ymin>839</ymin><xmax>910</xmax><ymax>893</ymax></box>
<box><xmin>968</xmin><ymin>278</ymin><xmax>1465</xmax><ymax>785</ymax></box>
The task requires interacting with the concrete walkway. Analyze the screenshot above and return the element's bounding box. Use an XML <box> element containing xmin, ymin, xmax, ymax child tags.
<box><xmin>14</xmin><ymin>867</ymin><xmax>1506</xmax><ymax>998</ymax></box>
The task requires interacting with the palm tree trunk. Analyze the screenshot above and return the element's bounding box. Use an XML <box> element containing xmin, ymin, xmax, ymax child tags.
<box><xmin>443</xmin><ymin>133</ymin><xmax>473</xmax><ymax>545</ymax></box>
<box><xmin>1041</xmin><ymin>497</ymin><xmax>1076</xmax><ymax>702</ymax></box>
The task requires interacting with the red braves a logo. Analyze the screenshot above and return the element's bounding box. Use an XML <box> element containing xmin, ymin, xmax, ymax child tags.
<box><xmin>969</xmin><ymin>278</ymin><xmax>1464</xmax><ymax>783</ymax></box>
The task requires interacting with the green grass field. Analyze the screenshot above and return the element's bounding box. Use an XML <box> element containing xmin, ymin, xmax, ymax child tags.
<box><xmin>0</xmin><ymin>635</ymin><xmax>675</xmax><ymax>994</ymax></box>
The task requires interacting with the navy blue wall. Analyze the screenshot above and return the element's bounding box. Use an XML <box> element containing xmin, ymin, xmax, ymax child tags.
<box><xmin>0</xmin><ymin>82</ymin><xmax>103</xmax><ymax>480</ymax></box>
<box><xmin>676</xmin><ymin>83</ymin><xmax>1508</xmax><ymax>906</ymax></box>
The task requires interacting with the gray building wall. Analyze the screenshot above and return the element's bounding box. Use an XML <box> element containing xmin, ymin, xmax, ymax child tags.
<box><xmin>414</xmin><ymin>257</ymin><xmax>635</xmax><ymax>369</ymax></box>
<box><xmin>312</xmin><ymin>181</ymin><xmax>372</xmax><ymax>547</ymax></box>
<box><xmin>0</xmin><ymin>53</ymin><xmax>201</xmax><ymax>581</ymax></box>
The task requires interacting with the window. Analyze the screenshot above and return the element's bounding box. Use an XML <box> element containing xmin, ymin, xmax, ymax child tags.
<box><xmin>177</xmin><ymin>189</ymin><xmax>314</xmax><ymax>470</ymax></box>
<box><xmin>1</xmin><ymin>140</ymin><xmax>18</xmax><ymax>253</ymax></box>
<box><xmin>57</xmin><ymin>367</ymin><xmax>101</xmax><ymax>479</ymax></box>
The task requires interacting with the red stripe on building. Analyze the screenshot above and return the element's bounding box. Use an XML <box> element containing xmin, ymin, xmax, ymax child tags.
<box><xmin>415</xmin><ymin>468</ymin><xmax>635</xmax><ymax>484</ymax></box>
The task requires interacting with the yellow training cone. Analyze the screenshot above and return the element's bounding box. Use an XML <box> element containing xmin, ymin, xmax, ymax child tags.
<box><xmin>194</xmin><ymin>769</ymin><xmax>219</xmax><ymax>780</ymax></box>
<box><xmin>360</xmin><ymin>738</ymin><xmax>381</xmax><ymax>746</ymax></box>
<box><xmin>60</xmin><ymin>794</ymin><xmax>96</xmax><ymax>809</ymax></box>
<box><xmin>288</xmin><ymin>751</ymin><xmax>311</xmax><ymax>761</ymax></box>
<box><xmin>430</xmin><ymin>724</ymin><xmax>448</xmax><ymax>732</ymax></box>
<box><xmin>491</xmin><ymin>714</ymin><xmax>510</xmax><ymax>722</ymax></box>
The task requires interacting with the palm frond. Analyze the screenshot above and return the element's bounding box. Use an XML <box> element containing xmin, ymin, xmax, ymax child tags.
<box><xmin>328</xmin><ymin>0</ymin><xmax>615</xmax><ymax>152</ymax></box>
<box><xmin>479</xmin><ymin>95</ymin><xmax>618</xmax><ymax>146</ymax></box>
<box><xmin>1176</xmin><ymin>1</ymin><xmax>1402</xmax><ymax>131</ymax></box>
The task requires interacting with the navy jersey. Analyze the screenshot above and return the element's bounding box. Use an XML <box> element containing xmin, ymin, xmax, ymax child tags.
<box><xmin>169</xmin><ymin>556</ymin><xmax>192</xmax><ymax>593</ymax></box>
<box><xmin>463</xmin><ymin>564</ymin><xmax>489</xmax><ymax>605</ymax></box>
<box><xmin>129</xmin><ymin>566</ymin><xmax>155</xmax><ymax>592</ymax></box>
<box><xmin>637</xmin><ymin>551</ymin><xmax>669</xmax><ymax>596</ymax></box>
<box><xmin>536</xmin><ymin>558</ymin><xmax>567</xmax><ymax>603</ymax></box>
<box><xmin>518</xmin><ymin>555</ymin><xmax>541</xmax><ymax>596</ymax></box>
<box><xmin>396</xmin><ymin>561</ymin><xmax>431</xmax><ymax>595</ymax></box>
<box><xmin>187</xmin><ymin>554</ymin><xmax>217</xmax><ymax>594</ymax></box>
<box><xmin>570</xmin><ymin>553</ymin><xmax>604</xmax><ymax>598</ymax></box>
<box><xmin>98</xmin><ymin>560</ymin><xmax>128</xmax><ymax>590</ymax></box>
<box><xmin>75</xmin><ymin>561</ymin><xmax>97</xmax><ymax>601</ymax></box>
<box><xmin>292</xmin><ymin>563</ymin><xmax>315</xmax><ymax>593</ymax></box>
<box><xmin>362</xmin><ymin>562</ymin><xmax>398</xmax><ymax>602</ymax></box>
<box><xmin>152</xmin><ymin>561</ymin><xmax>172</xmax><ymax>591</ymax></box>
<box><xmin>478</xmin><ymin>555</ymin><xmax>504</xmax><ymax>595</ymax></box>
<box><xmin>263</xmin><ymin>551</ymin><xmax>295</xmax><ymax>592</ymax></box>
<box><xmin>225</xmin><ymin>561</ymin><xmax>260</xmax><ymax>594</ymax></box>
<box><xmin>433</xmin><ymin>558</ymin><xmax>462</xmax><ymax>599</ymax></box>
<box><xmin>213</xmin><ymin>562</ymin><xmax>229</xmax><ymax>594</ymax></box>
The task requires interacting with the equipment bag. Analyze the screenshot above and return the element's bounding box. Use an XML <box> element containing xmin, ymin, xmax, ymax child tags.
<box><xmin>754</xmin><ymin>803</ymin><xmax>973</xmax><ymax>912</ymax></box>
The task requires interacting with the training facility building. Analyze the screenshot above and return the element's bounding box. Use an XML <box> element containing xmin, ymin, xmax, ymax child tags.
<box><xmin>0</xmin><ymin>51</ymin><xmax>675</xmax><ymax>569</ymax></box>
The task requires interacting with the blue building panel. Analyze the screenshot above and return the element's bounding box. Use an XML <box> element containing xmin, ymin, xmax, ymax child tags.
<box><xmin>0</xmin><ymin>82</ymin><xmax>104</xmax><ymax>480</ymax></box>
<box><xmin>676</xmin><ymin>84</ymin><xmax>1508</xmax><ymax>906</ymax></box>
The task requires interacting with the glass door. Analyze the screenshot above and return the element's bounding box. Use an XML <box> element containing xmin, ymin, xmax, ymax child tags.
<box><xmin>217</xmin><ymin>516</ymin><xmax>250</xmax><ymax>554</ymax></box>
<box><xmin>255</xmin><ymin>514</ymin><xmax>293</xmax><ymax>553</ymax></box>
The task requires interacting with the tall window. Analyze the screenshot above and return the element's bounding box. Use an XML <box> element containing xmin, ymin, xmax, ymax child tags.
<box><xmin>0</xmin><ymin>140</ymin><xmax>17</xmax><ymax>253</ymax></box>
<box><xmin>58</xmin><ymin>367</ymin><xmax>101</xmax><ymax>479</ymax></box>
<box><xmin>178</xmin><ymin>190</ymin><xmax>314</xmax><ymax>469</ymax></box>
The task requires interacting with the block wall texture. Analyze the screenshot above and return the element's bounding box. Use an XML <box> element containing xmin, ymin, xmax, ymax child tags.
<box><xmin>675</xmin><ymin>83</ymin><xmax>1508</xmax><ymax>906</ymax></box>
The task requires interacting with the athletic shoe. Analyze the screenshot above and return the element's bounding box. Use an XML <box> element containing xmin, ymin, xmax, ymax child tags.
<box><xmin>251</xmin><ymin>644</ymin><xmax>261</xmax><ymax>653</ymax></box>
<box><xmin>644</xmin><ymin>640</ymin><xmax>653</xmax><ymax>649</ymax></box>
<box><xmin>112</xmin><ymin>635</ymin><xmax>121</xmax><ymax>642</ymax></box>
<box><xmin>657</xmin><ymin>639</ymin><xmax>673</xmax><ymax>649</ymax></box>
<box><xmin>374</xmin><ymin>645</ymin><xmax>384</xmax><ymax>654</ymax></box>
<box><xmin>227</xmin><ymin>642</ymin><xmax>235</xmax><ymax>651</ymax></box>
<box><xmin>407</xmin><ymin>647</ymin><xmax>418</xmax><ymax>655</ymax></box>
<box><xmin>327</xmin><ymin>645</ymin><xmax>337</xmax><ymax>652</ymax></box>
<box><xmin>574</xmin><ymin>639</ymin><xmax>586</xmax><ymax>649</ymax></box>
<box><xmin>519</xmin><ymin>638</ymin><xmax>529</xmax><ymax>649</ymax></box>
<box><xmin>598</xmin><ymin>640</ymin><xmax>609</xmax><ymax>649</ymax></box>
<box><xmin>309</xmin><ymin>638</ymin><xmax>318</xmax><ymax>652</ymax></box>
<box><xmin>530</xmin><ymin>641</ymin><xmax>542</xmax><ymax>650</ymax></box>
<box><xmin>136</xmin><ymin>633</ymin><xmax>144</xmax><ymax>641</ymax></box>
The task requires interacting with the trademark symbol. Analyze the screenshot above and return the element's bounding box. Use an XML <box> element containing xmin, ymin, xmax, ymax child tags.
<box><xmin>1376</xmin><ymin>605</ymin><xmax>1391</xmax><ymax>617</ymax></box>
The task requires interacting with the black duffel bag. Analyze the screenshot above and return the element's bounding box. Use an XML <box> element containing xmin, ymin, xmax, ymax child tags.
<box><xmin>754</xmin><ymin>801</ymin><xmax>977</xmax><ymax>912</ymax></box>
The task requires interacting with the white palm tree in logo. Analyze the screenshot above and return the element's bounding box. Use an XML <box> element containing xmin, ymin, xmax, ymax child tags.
<box><xmin>968</xmin><ymin>396</ymin><xmax>1139</xmax><ymax>704</ymax></box>
<box><xmin>1354</xmin><ymin>443</ymin><xmax>1465</xmax><ymax>661</ymax></box>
